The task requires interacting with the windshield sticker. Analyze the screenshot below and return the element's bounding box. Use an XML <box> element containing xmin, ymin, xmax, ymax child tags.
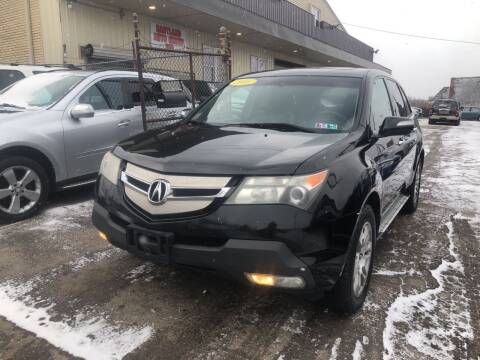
<box><xmin>230</xmin><ymin>79</ymin><xmax>257</xmax><ymax>86</ymax></box>
<box><xmin>315</xmin><ymin>122</ymin><xmax>338</xmax><ymax>130</ymax></box>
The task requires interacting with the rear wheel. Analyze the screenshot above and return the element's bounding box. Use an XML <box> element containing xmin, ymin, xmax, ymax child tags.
<box><xmin>327</xmin><ymin>205</ymin><xmax>376</xmax><ymax>314</ymax></box>
<box><xmin>428</xmin><ymin>119</ymin><xmax>435</xmax><ymax>125</ymax></box>
<box><xmin>0</xmin><ymin>157</ymin><xmax>49</xmax><ymax>222</ymax></box>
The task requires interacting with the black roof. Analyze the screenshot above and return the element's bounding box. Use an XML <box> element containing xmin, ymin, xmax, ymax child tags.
<box><xmin>238</xmin><ymin>67</ymin><xmax>388</xmax><ymax>79</ymax></box>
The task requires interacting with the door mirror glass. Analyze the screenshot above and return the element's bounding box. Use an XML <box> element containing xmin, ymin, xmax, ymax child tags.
<box><xmin>379</xmin><ymin>116</ymin><xmax>414</xmax><ymax>136</ymax></box>
<box><xmin>71</xmin><ymin>104</ymin><xmax>95</xmax><ymax>119</ymax></box>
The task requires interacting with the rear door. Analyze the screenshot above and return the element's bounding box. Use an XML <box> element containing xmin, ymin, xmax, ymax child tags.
<box><xmin>62</xmin><ymin>77</ymin><xmax>136</xmax><ymax>178</ymax></box>
<box><xmin>385</xmin><ymin>79</ymin><xmax>417</xmax><ymax>191</ymax></box>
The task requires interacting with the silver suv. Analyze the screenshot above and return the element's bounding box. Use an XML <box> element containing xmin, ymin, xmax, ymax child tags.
<box><xmin>0</xmin><ymin>70</ymin><xmax>189</xmax><ymax>222</ymax></box>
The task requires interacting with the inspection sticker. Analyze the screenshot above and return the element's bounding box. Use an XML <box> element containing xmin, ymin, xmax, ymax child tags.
<box><xmin>230</xmin><ymin>78</ymin><xmax>257</xmax><ymax>86</ymax></box>
<box><xmin>315</xmin><ymin>122</ymin><xmax>338</xmax><ymax>130</ymax></box>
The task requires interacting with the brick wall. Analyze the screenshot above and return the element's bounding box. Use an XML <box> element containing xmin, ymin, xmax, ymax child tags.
<box><xmin>0</xmin><ymin>0</ymin><xmax>44</xmax><ymax>64</ymax></box>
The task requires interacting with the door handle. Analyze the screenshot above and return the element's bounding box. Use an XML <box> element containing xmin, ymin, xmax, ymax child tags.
<box><xmin>118</xmin><ymin>120</ymin><xmax>130</xmax><ymax>127</ymax></box>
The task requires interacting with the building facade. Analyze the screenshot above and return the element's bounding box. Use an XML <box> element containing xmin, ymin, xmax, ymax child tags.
<box><xmin>0</xmin><ymin>0</ymin><xmax>389</xmax><ymax>76</ymax></box>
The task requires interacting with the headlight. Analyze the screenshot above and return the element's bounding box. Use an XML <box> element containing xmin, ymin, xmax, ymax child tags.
<box><xmin>99</xmin><ymin>152</ymin><xmax>121</xmax><ymax>185</ymax></box>
<box><xmin>226</xmin><ymin>170</ymin><xmax>328</xmax><ymax>210</ymax></box>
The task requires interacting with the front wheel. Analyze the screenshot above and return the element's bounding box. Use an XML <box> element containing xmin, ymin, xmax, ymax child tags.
<box><xmin>403</xmin><ymin>159</ymin><xmax>423</xmax><ymax>214</ymax></box>
<box><xmin>327</xmin><ymin>205</ymin><xmax>376</xmax><ymax>314</ymax></box>
<box><xmin>0</xmin><ymin>156</ymin><xmax>49</xmax><ymax>222</ymax></box>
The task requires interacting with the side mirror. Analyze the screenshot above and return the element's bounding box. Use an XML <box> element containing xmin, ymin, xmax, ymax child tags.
<box><xmin>71</xmin><ymin>104</ymin><xmax>95</xmax><ymax>119</ymax></box>
<box><xmin>460</xmin><ymin>106</ymin><xmax>464</xmax><ymax>111</ymax></box>
<box><xmin>379</xmin><ymin>117</ymin><xmax>414</xmax><ymax>136</ymax></box>
<box><xmin>180</xmin><ymin>109</ymin><xmax>191</xmax><ymax>119</ymax></box>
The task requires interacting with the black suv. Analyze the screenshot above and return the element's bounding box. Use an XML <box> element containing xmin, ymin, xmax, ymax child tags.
<box><xmin>92</xmin><ymin>68</ymin><xmax>424</xmax><ymax>313</ymax></box>
<box><xmin>429</xmin><ymin>99</ymin><xmax>461</xmax><ymax>126</ymax></box>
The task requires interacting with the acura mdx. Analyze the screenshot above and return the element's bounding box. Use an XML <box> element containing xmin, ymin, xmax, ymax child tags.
<box><xmin>92</xmin><ymin>68</ymin><xmax>424</xmax><ymax>313</ymax></box>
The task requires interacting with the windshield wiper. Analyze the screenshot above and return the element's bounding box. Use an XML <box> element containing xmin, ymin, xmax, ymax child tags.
<box><xmin>225</xmin><ymin>122</ymin><xmax>317</xmax><ymax>133</ymax></box>
<box><xmin>0</xmin><ymin>103</ymin><xmax>25</xmax><ymax>109</ymax></box>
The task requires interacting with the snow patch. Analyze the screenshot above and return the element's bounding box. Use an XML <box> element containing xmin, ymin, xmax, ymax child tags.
<box><xmin>69</xmin><ymin>248</ymin><xmax>121</xmax><ymax>272</ymax></box>
<box><xmin>125</xmin><ymin>263</ymin><xmax>156</xmax><ymax>283</ymax></box>
<box><xmin>328</xmin><ymin>337</ymin><xmax>341</xmax><ymax>360</ymax></box>
<box><xmin>352</xmin><ymin>339</ymin><xmax>364</xmax><ymax>360</ymax></box>
<box><xmin>281</xmin><ymin>309</ymin><xmax>306</xmax><ymax>335</ymax></box>
<box><xmin>0</xmin><ymin>279</ymin><xmax>153</xmax><ymax>360</ymax></box>
<box><xmin>382</xmin><ymin>219</ymin><xmax>473</xmax><ymax>360</ymax></box>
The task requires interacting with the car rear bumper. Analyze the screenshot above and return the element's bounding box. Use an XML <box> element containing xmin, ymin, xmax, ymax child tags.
<box><xmin>429</xmin><ymin>115</ymin><xmax>459</xmax><ymax>121</ymax></box>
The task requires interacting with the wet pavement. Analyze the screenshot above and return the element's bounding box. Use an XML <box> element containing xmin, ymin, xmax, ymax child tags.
<box><xmin>0</xmin><ymin>119</ymin><xmax>479</xmax><ymax>360</ymax></box>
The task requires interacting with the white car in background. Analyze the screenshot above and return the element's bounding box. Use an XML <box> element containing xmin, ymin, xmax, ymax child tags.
<box><xmin>0</xmin><ymin>64</ymin><xmax>70</xmax><ymax>91</ymax></box>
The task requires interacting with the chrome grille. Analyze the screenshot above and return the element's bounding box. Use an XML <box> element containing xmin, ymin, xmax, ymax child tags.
<box><xmin>122</xmin><ymin>163</ymin><xmax>231</xmax><ymax>215</ymax></box>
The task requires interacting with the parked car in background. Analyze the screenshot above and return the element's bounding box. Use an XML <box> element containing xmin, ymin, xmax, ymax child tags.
<box><xmin>93</xmin><ymin>68</ymin><xmax>424</xmax><ymax>314</ymax></box>
<box><xmin>429</xmin><ymin>99</ymin><xmax>461</xmax><ymax>125</ymax></box>
<box><xmin>460</xmin><ymin>106</ymin><xmax>480</xmax><ymax>121</ymax></box>
<box><xmin>0</xmin><ymin>70</ymin><xmax>187</xmax><ymax>222</ymax></box>
<box><xmin>0</xmin><ymin>64</ymin><xmax>70</xmax><ymax>91</ymax></box>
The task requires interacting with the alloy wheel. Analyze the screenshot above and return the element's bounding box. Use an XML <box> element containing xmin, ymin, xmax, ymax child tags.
<box><xmin>0</xmin><ymin>166</ymin><xmax>42</xmax><ymax>215</ymax></box>
<box><xmin>352</xmin><ymin>221</ymin><xmax>373</xmax><ymax>297</ymax></box>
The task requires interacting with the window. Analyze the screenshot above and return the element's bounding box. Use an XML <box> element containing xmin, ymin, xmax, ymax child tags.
<box><xmin>96</xmin><ymin>78</ymin><xmax>124</xmax><ymax>110</ymax></box>
<box><xmin>0</xmin><ymin>73</ymin><xmax>84</xmax><ymax>108</ymax></box>
<box><xmin>191</xmin><ymin>76</ymin><xmax>362</xmax><ymax>132</ymax></box>
<box><xmin>125</xmin><ymin>79</ymin><xmax>157</xmax><ymax>107</ymax></box>
<box><xmin>370</xmin><ymin>78</ymin><xmax>393</xmax><ymax>132</ymax></box>
<box><xmin>251</xmin><ymin>56</ymin><xmax>268</xmax><ymax>72</ymax></box>
<box><xmin>385</xmin><ymin>79</ymin><xmax>408</xmax><ymax>117</ymax></box>
<box><xmin>0</xmin><ymin>70</ymin><xmax>25</xmax><ymax>90</ymax></box>
<box><xmin>79</xmin><ymin>85</ymin><xmax>110</xmax><ymax>110</ymax></box>
<box><xmin>310</xmin><ymin>5</ymin><xmax>321</xmax><ymax>27</ymax></box>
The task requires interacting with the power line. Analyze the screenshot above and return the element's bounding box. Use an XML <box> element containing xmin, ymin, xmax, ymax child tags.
<box><xmin>343</xmin><ymin>23</ymin><xmax>480</xmax><ymax>45</ymax></box>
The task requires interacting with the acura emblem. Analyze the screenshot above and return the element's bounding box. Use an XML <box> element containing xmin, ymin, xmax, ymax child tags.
<box><xmin>147</xmin><ymin>180</ymin><xmax>171</xmax><ymax>204</ymax></box>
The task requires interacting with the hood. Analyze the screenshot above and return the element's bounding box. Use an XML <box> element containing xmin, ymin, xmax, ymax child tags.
<box><xmin>115</xmin><ymin>123</ymin><xmax>348</xmax><ymax>175</ymax></box>
<box><xmin>0</xmin><ymin>108</ymin><xmax>44</xmax><ymax>124</ymax></box>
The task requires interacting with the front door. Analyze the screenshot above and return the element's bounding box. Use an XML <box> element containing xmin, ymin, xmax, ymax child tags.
<box><xmin>366</xmin><ymin>77</ymin><xmax>401</xmax><ymax>211</ymax></box>
<box><xmin>62</xmin><ymin>77</ymin><xmax>135</xmax><ymax>178</ymax></box>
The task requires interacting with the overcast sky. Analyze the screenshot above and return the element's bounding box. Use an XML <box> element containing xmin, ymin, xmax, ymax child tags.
<box><xmin>328</xmin><ymin>0</ymin><xmax>480</xmax><ymax>99</ymax></box>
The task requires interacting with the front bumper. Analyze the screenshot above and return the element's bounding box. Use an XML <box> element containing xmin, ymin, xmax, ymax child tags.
<box><xmin>92</xmin><ymin>176</ymin><xmax>351</xmax><ymax>293</ymax></box>
<box><xmin>93</xmin><ymin>202</ymin><xmax>319</xmax><ymax>290</ymax></box>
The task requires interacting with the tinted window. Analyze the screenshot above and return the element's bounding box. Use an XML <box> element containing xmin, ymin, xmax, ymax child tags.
<box><xmin>370</xmin><ymin>78</ymin><xmax>393</xmax><ymax>132</ymax></box>
<box><xmin>125</xmin><ymin>78</ymin><xmax>156</xmax><ymax>107</ymax></box>
<box><xmin>398</xmin><ymin>86</ymin><xmax>411</xmax><ymax>116</ymax></box>
<box><xmin>79</xmin><ymin>85</ymin><xmax>110</xmax><ymax>110</ymax></box>
<box><xmin>432</xmin><ymin>100</ymin><xmax>458</xmax><ymax>109</ymax></box>
<box><xmin>0</xmin><ymin>70</ymin><xmax>25</xmax><ymax>90</ymax></box>
<box><xmin>191</xmin><ymin>76</ymin><xmax>362</xmax><ymax>132</ymax></box>
<box><xmin>96</xmin><ymin>78</ymin><xmax>124</xmax><ymax>110</ymax></box>
<box><xmin>385</xmin><ymin>79</ymin><xmax>408</xmax><ymax>117</ymax></box>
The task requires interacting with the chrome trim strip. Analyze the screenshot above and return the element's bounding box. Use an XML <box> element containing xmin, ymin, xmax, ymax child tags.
<box><xmin>60</xmin><ymin>179</ymin><xmax>97</xmax><ymax>190</ymax></box>
<box><xmin>121</xmin><ymin>171</ymin><xmax>231</xmax><ymax>199</ymax></box>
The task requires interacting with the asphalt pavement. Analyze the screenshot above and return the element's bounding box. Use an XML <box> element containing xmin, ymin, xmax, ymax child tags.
<box><xmin>0</xmin><ymin>119</ymin><xmax>479</xmax><ymax>360</ymax></box>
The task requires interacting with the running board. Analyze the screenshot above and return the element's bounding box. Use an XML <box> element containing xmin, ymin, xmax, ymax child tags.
<box><xmin>378</xmin><ymin>194</ymin><xmax>409</xmax><ymax>235</ymax></box>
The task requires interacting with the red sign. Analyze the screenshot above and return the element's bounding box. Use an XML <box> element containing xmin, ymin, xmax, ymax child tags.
<box><xmin>151</xmin><ymin>23</ymin><xmax>187</xmax><ymax>50</ymax></box>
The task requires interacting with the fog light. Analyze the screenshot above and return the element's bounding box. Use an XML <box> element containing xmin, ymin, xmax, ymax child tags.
<box><xmin>99</xmin><ymin>231</ymin><xmax>108</xmax><ymax>241</ymax></box>
<box><xmin>245</xmin><ymin>273</ymin><xmax>306</xmax><ymax>289</ymax></box>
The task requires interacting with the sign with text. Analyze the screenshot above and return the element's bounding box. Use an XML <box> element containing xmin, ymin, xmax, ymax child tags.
<box><xmin>151</xmin><ymin>23</ymin><xmax>187</xmax><ymax>50</ymax></box>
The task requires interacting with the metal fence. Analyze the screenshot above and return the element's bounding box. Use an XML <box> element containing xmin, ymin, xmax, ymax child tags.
<box><xmin>134</xmin><ymin>46</ymin><xmax>231</xmax><ymax>130</ymax></box>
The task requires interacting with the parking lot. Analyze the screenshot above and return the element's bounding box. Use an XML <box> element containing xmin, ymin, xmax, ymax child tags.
<box><xmin>0</xmin><ymin>119</ymin><xmax>478</xmax><ymax>360</ymax></box>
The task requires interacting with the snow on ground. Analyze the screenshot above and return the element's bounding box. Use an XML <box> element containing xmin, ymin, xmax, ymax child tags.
<box><xmin>328</xmin><ymin>337</ymin><xmax>341</xmax><ymax>360</ymax></box>
<box><xmin>382</xmin><ymin>122</ymin><xmax>479</xmax><ymax>360</ymax></box>
<box><xmin>382</xmin><ymin>218</ymin><xmax>473</xmax><ymax>360</ymax></box>
<box><xmin>0</xmin><ymin>278</ymin><xmax>153</xmax><ymax>360</ymax></box>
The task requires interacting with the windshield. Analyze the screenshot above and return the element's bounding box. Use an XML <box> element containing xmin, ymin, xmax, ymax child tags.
<box><xmin>190</xmin><ymin>76</ymin><xmax>362</xmax><ymax>132</ymax></box>
<box><xmin>0</xmin><ymin>73</ymin><xmax>84</xmax><ymax>109</ymax></box>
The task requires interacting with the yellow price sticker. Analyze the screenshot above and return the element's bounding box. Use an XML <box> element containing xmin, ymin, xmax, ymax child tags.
<box><xmin>230</xmin><ymin>78</ymin><xmax>257</xmax><ymax>86</ymax></box>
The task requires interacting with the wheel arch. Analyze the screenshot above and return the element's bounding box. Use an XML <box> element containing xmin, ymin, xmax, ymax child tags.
<box><xmin>0</xmin><ymin>146</ymin><xmax>56</xmax><ymax>191</ymax></box>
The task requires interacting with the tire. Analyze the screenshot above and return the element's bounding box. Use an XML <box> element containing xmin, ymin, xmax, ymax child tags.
<box><xmin>327</xmin><ymin>205</ymin><xmax>376</xmax><ymax>314</ymax></box>
<box><xmin>0</xmin><ymin>156</ymin><xmax>49</xmax><ymax>222</ymax></box>
<box><xmin>428</xmin><ymin>119</ymin><xmax>435</xmax><ymax>125</ymax></box>
<box><xmin>403</xmin><ymin>158</ymin><xmax>423</xmax><ymax>214</ymax></box>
